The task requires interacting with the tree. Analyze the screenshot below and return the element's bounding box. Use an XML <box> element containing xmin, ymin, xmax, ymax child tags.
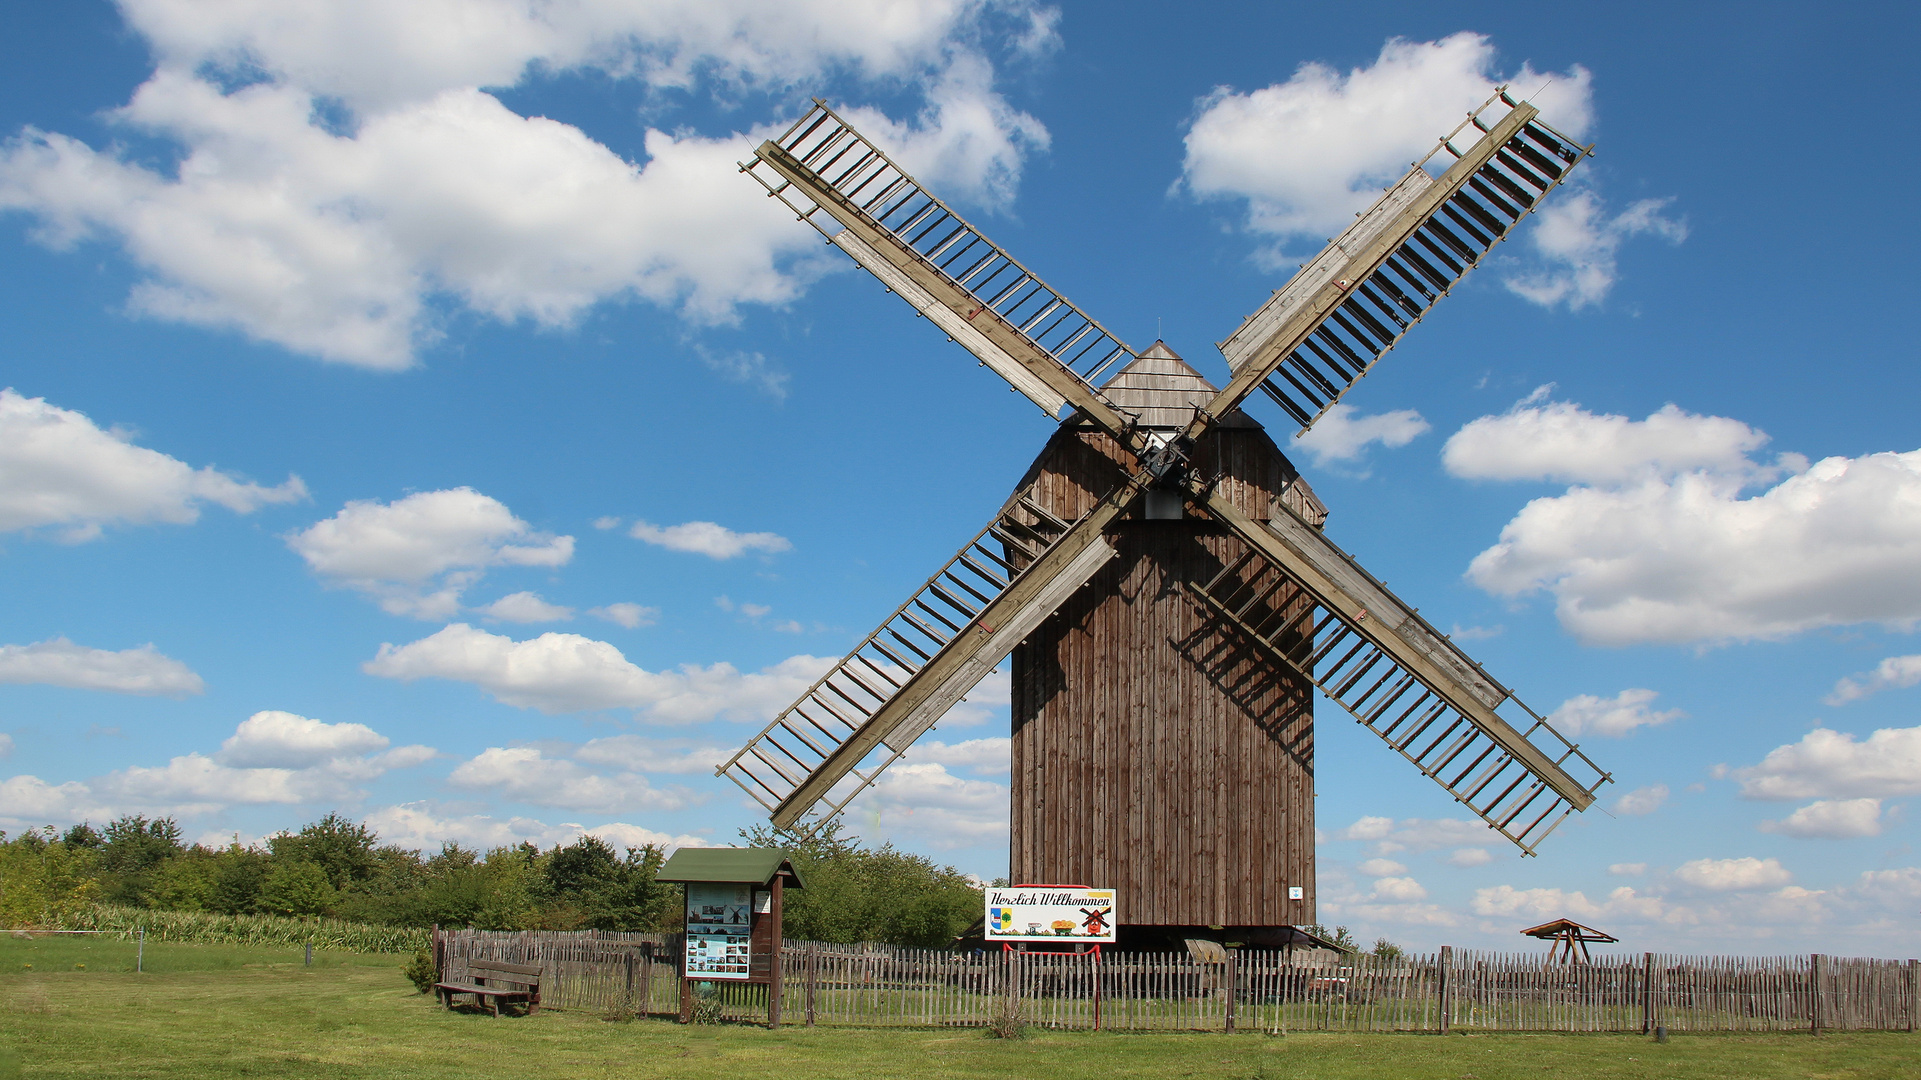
<box><xmin>0</xmin><ymin>828</ymin><xmax>99</xmax><ymax>926</ymax></box>
<box><xmin>742</xmin><ymin>822</ymin><xmax>983</xmax><ymax>949</ymax></box>
<box><xmin>268</xmin><ymin>812</ymin><xmax>378</xmax><ymax>890</ymax></box>
<box><xmin>256</xmin><ymin>859</ymin><xmax>336</xmax><ymax>917</ymax></box>
<box><xmin>208</xmin><ymin>844</ymin><xmax>269</xmax><ymax>914</ymax></box>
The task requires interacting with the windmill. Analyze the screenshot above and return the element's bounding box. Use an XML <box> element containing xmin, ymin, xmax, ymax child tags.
<box><xmin>719</xmin><ymin>89</ymin><xmax>1611</xmax><ymax>941</ymax></box>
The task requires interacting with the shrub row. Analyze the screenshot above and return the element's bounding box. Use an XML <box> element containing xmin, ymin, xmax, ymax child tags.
<box><xmin>58</xmin><ymin>904</ymin><xmax>430</xmax><ymax>954</ymax></box>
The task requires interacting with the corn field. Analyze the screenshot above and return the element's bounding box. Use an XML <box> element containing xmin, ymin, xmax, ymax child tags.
<box><xmin>51</xmin><ymin>905</ymin><xmax>430</xmax><ymax>953</ymax></box>
<box><xmin>437</xmin><ymin>930</ymin><xmax>1921</xmax><ymax>1034</ymax></box>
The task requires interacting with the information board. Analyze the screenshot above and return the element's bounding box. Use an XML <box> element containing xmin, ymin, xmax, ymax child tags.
<box><xmin>984</xmin><ymin>886</ymin><xmax>1116</xmax><ymax>943</ymax></box>
<box><xmin>684</xmin><ymin>883</ymin><xmax>752</xmax><ymax>979</ymax></box>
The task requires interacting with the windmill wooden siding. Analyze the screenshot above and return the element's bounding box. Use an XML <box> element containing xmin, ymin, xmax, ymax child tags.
<box><xmin>1007</xmin><ymin>350</ymin><xmax>1328</xmax><ymax>931</ymax></box>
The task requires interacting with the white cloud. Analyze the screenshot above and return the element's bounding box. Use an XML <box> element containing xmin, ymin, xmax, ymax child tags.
<box><xmin>696</xmin><ymin>346</ymin><xmax>790</xmax><ymax>401</ymax></box>
<box><xmin>0</xmin><ymin>2</ymin><xmax>1052</xmax><ymax>366</ymax></box>
<box><xmin>364</xmin><ymin>622</ymin><xmax>831</xmax><ymax>721</ymax></box>
<box><xmin>446</xmin><ymin>746</ymin><xmax>688</xmax><ymax>813</ymax></box>
<box><xmin>287</xmin><ymin>488</ymin><xmax>572</xmax><ymax>618</ymax></box>
<box><xmin>1357</xmin><ymin>858</ymin><xmax>1407</xmax><ymax>877</ymax></box>
<box><xmin>1334</xmin><ymin>815</ymin><xmax>1496</xmax><ymax>854</ymax></box>
<box><xmin>1759</xmin><ymin>798</ymin><xmax>1885</xmax><ymax>839</ymax></box>
<box><xmin>1503</xmin><ymin>190</ymin><xmax>1686</xmax><ymax>309</ymax></box>
<box><xmin>1727</xmin><ymin>725</ymin><xmax>1921</xmax><ymax>800</ymax></box>
<box><xmin>477</xmin><ymin>591</ymin><xmax>574</xmax><ymax>624</ymax></box>
<box><xmin>0</xmin><ymin>388</ymin><xmax>303</xmax><ymax>542</ymax></box>
<box><xmin>1444</xmin><ymin>396</ymin><xmax>1773</xmax><ymax>486</ymax></box>
<box><xmin>1369</xmin><ymin>876</ymin><xmax>1428</xmax><ymax>902</ymax></box>
<box><xmin>1</xmin><ymin>712</ymin><xmax>435</xmax><ymax>823</ymax></box>
<box><xmin>1292</xmin><ymin>404</ymin><xmax>1429</xmax><ymax>467</ymax></box>
<box><xmin>0</xmin><ymin>734</ymin><xmax>11</xmax><ymax>759</ymax></box>
<box><xmin>845</xmin><ymin>760</ymin><xmax>1007</xmax><ymax>849</ymax></box>
<box><xmin>1607</xmin><ymin>862</ymin><xmax>1647</xmax><ymax>876</ymax></box>
<box><xmin>1673</xmin><ymin>856</ymin><xmax>1793</xmax><ymax>892</ymax></box>
<box><xmin>589</xmin><ymin>602</ymin><xmax>658</xmax><ymax>629</ymax></box>
<box><xmin>1826</xmin><ymin>654</ymin><xmax>1921</xmax><ymax>706</ymax></box>
<box><xmin>1472</xmin><ymin>883</ymin><xmax>1678</xmax><ymax>924</ymax></box>
<box><xmin>1445</xmin><ymin>847</ymin><xmax>1493</xmax><ymax>868</ymax></box>
<box><xmin>631</xmin><ymin>520</ymin><xmax>791</xmax><ymax>559</ymax></box>
<box><xmin>0</xmin><ymin>638</ymin><xmax>204</xmax><ymax>697</ymax></box>
<box><xmin>903</xmin><ymin>738</ymin><xmax>1010</xmax><ymax>773</ymax></box>
<box><xmin>574</xmin><ymin>735</ymin><xmax>729</xmax><ymax>775</ymax></box>
<box><xmin>1613</xmin><ymin>784</ymin><xmax>1669</xmax><ymax>816</ymax></box>
<box><xmin>1465</xmin><ymin>438</ymin><xmax>1921</xmax><ymax>645</ymax></box>
<box><xmin>592</xmin><ymin>516</ymin><xmax>621</xmax><ymax>530</ymax></box>
<box><xmin>1179</xmin><ymin>32</ymin><xmax>1592</xmax><ymax>243</ymax></box>
<box><xmin>363</xmin><ymin>801</ymin><xmax>705</xmax><ymax>854</ymax></box>
<box><xmin>1549</xmin><ymin>689</ymin><xmax>1683</xmax><ymax>738</ymax></box>
<box><xmin>217</xmin><ymin>710</ymin><xmax>389</xmax><ymax>768</ymax></box>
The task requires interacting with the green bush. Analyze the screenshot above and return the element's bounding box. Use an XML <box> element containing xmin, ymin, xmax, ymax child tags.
<box><xmin>401</xmin><ymin>947</ymin><xmax>438</xmax><ymax>993</ymax></box>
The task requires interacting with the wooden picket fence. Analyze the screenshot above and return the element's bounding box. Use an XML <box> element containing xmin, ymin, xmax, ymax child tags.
<box><xmin>433</xmin><ymin>930</ymin><xmax>1921</xmax><ymax>1034</ymax></box>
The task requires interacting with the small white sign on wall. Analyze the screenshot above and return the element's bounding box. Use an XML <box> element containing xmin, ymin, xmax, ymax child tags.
<box><xmin>1288</xmin><ymin>886</ymin><xmax>1304</xmax><ymax>900</ymax></box>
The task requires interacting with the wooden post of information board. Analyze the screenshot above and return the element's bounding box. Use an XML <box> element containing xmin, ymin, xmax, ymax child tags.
<box><xmin>767</xmin><ymin>874</ymin><xmax>785</xmax><ymax>1028</ymax></box>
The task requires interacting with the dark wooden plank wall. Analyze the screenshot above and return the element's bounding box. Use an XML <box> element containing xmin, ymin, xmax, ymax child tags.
<box><xmin>1008</xmin><ymin>423</ymin><xmax>1321</xmax><ymax>928</ymax></box>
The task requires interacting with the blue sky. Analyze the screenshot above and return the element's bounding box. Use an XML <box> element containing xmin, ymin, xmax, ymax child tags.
<box><xmin>3</xmin><ymin>1</ymin><xmax>1919</xmax><ymax>955</ymax></box>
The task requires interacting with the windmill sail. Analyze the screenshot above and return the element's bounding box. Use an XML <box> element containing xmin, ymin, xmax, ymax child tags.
<box><xmin>742</xmin><ymin>101</ymin><xmax>1140</xmax><ymax>436</ymax></box>
<box><xmin>718</xmin><ymin>490</ymin><xmax>1131</xmax><ymax>830</ymax></box>
<box><xmin>1193</xmin><ymin>494</ymin><xmax>1608</xmax><ymax>852</ymax></box>
<box><xmin>1208</xmin><ymin>91</ymin><xmax>1590</xmax><ymax>434</ymax></box>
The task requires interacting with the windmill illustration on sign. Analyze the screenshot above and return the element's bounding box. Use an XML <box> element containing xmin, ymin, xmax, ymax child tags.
<box><xmin>720</xmin><ymin>90</ymin><xmax>1612</xmax><ymax>939</ymax></box>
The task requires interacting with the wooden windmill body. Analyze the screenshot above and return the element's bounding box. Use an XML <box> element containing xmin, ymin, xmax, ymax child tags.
<box><xmin>722</xmin><ymin>92</ymin><xmax>1615</xmax><ymax>945</ymax></box>
<box><xmin>1010</xmin><ymin>343</ymin><xmax>1326</xmax><ymax>936</ymax></box>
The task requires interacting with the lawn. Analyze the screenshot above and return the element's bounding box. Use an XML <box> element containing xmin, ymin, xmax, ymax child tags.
<box><xmin>0</xmin><ymin>940</ymin><xmax>1914</xmax><ymax>1079</ymax></box>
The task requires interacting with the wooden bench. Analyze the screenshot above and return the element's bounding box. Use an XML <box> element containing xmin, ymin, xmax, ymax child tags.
<box><xmin>435</xmin><ymin>959</ymin><xmax>543</xmax><ymax>1016</ymax></box>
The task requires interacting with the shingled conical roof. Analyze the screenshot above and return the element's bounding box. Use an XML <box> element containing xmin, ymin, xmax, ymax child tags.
<box><xmin>1097</xmin><ymin>340</ymin><xmax>1256</xmax><ymax>429</ymax></box>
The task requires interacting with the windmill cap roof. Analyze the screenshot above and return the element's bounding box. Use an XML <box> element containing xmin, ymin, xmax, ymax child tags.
<box><xmin>1096</xmin><ymin>340</ymin><xmax>1256</xmax><ymax>429</ymax></box>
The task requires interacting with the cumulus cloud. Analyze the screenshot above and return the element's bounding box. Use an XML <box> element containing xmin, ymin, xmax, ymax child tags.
<box><xmin>1459</xmin><ymin>398</ymin><xmax>1921</xmax><ymax>644</ymax></box>
<box><xmin>1</xmin><ymin>711</ymin><xmax>433</xmax><ymax>825</ymax></box>
<box><xmin>1369</xmin><ymin>876</ymin><xmax>1428</xmax><ymax>902</ymax></box>
<box><xmin>1726</xmin><ymin>725</ymin><xmax>1921</xmax><ymax>800</ymax></box>
<box><xmin>0</xmin><ymin>1</ymin><xmax>1052</xmax><ymax>366</ymax></box>
<box><xmin>1444</xmin><ymin>395</ymin><xmax>1774</xmax><ymax>486</ymax></box>
<box><xmin>1291</xmin><ymin>404</ymin><xmax>1429</xmax><ymax>468</ymax></box>
<box><xmin>1759</xmin><ymin>798</ymin><xmax>1885</xmax><ymax>839</ymax></box>
<box><xmin>1445</xmin><ymin>847</ymin><xmax>1494</xmax><ymax>868</ymax></box>
<box><xmin>1503</xmin><ymin>191</ymin><xmax>1686</xmax><ymax>309</ymax></box>
<box><xmin>845</xmin><ymin>760</ymin><xmax>1007</xmax><ymax>849</ymax></box>
<box><xmin>629</xmin><ymin>520</ymin><xmax>791</xmax><ymax>559</ymax></box>
<box><xmin>476</xmin><ymin>591</ymin><xmax>574</xmax><ymax>624</ymax></box>
<box><xmin>1826</xmin><ymin>654</ymin><xmax>1921</xmax><ymax>706</ymax></box>
<box><xmin>0</xmin><ymin>638</ymin><xmax>204</xmax><ymax>697</ymax></box>
<box><xmin>1179</xmin><ymin>33</ymin><xmax>1591</xmax><ymax>243</ymax></box>
<box><xmin>364</xmin><ymin>622</ymin><xmax>830</xmax><ymax>721</ymax></box>
<box><xmin>574</xmin><ymin>736</ymin><xmax>730</xmax><ymax>776</ymax></box>
<box><xmin>447</xmin><ymin>746</ymin><xmax>689</xmax><ymax>813</ymax></box>
<box><xmin>1608</xmin><ymin>862</ymin><xmax>1647</xmax><ymax>876</ymax></box>
<box><xmin>1334</xmin><ymin>815</ymin><xmax>1496</xmax><ymax>854</ymax></box>
<box><xmin>363</xmin><ymin>801</ymin><xmax>705</xmax><ymax>854</ymax></box>
<box><xmin>1357</xmin><ymin>858</ymin><xmax>1407</xmax><ymax>877</ymax></box>
<box><xmin>1472</xmin><ymin>883</ymin><xmax>1677</xmax><ymax>923</ymax></box>
<box><xmin>287</xmin><ymin>488</ymin><xmax>573</xmax><ymax>618</ymax></box>
<box><xmin>1673</xmin><ymin>856</ymin><xmax>1793</xmax><ymax>892</ymax></box>
<box><xmin>903</xmin><ymin>738</ymin><xmax>1010</xmax><ymax>773</ymax></box>
<box><xmin>1548</xmin><ymin>689</ymin><xmax>1683</xmax><ymax>738</ymax></box>
<box><xmin>1614</xmin><ymin>784</ymin><xmax>1670</xmax><ymax>816</ymax></box>
<box><xmin>0</xmin><ymin>388</ymin><xmax>304</xmax><ymax>542</ymax></box>
<box><xmin>589</xmin><ymin>602</ymin><xmax>658</xmax><ymax>629</ymax></box>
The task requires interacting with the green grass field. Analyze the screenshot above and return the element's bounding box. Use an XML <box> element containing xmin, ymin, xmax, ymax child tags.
<box><xmin>0</xmin><ymin>939</ymin><xmax>1915</xmax><ymax>1079</ymax></box>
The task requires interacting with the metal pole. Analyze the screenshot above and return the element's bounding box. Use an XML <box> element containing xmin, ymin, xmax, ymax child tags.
<box><xmin>305</xmin><ymin>941</ymin><xmax>313</xmax><ymax>966</ymax></box>
<box><xmin>137</xmin><ymin>929</ymin><xmax>144</xmax><ymax>974</ymax></box>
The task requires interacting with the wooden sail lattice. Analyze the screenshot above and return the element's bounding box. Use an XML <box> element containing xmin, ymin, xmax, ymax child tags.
<box><xmin>1190</xmin><ymin>523</ymin><xmax>1608</xmax><ymax>853</ymax></box>
<box><xmin>743</xmin><ymin>100</ymin><xmax>1139</xmax><ymax>402</ymax></box>
<box><xmin>718</xmin><ymin>493</ymin><xmax>1108</xmax><ymax>829</ymax></box>
<box><xmin>1216</xmin><ymin>92</ymin><xmax>1592</xmax><ymax>434</ymax></box>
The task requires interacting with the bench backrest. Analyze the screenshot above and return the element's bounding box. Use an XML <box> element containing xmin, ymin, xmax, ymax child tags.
<box><xmin>468</xmin><ymin>959</ymin><xmax>543</xmax><ymax>986</ymax></box>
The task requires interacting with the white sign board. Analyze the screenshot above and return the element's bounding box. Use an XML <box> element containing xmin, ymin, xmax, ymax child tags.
<box><xmin>684</xmin><ymin>883</ymin><xmax>752</xmax><ymax>979</ymax></box>
<box><xmin>984</xmin><ymin>886</ymin><xmax>1116</xmax><ymax>943</ymax></box>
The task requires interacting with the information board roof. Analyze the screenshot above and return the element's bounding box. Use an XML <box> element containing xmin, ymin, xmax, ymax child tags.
<box><xmin>657</xmin><ymin>846</ymin><xmax>804</xmax><ymax>888</ymax></box>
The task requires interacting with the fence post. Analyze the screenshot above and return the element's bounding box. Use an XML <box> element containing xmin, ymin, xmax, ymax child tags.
<box><xmin>1002</xmin><ymin>949</ymin><xmax>1022</xmax><ymax>1027</ymax></box>
<box><xmin>1437</xmin><ymin>946</ymin><xmax>1452</xmax><ymax>1035</ymax></box>
<box><xmin>623</xmin><ymin>951</ymin><xmax>636</xmax><ymax>1012</ymax></box>
<box><xmin>805</xmin><ymin>943</ymin><xmax>818</xmax><ymax>1028</ymax></box>
<box><xmin>1641</xmin><ymin>952</ymin><xmax>1654</xmax><ymax>1035</ymax></box>
<box><xmin>432</xmin><ymin>925</ymin><xmax>443</xmax><ymax>983</ymax></box>
<box><xmin>1224</xmin><ymin>947</ymin><xmax>1238</xmax><ymax>1034</ymax></box>
<box><xmin>1810</xmin><ymin>953</ymin><xmax>1824</xmax><ymax>1035</ymax></box>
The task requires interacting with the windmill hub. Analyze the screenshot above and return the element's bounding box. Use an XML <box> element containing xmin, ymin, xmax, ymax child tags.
<box><xmin>722</xmin><ymin>91</ymin><xmax>1614</xmax><ymax>946</ymax></box>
